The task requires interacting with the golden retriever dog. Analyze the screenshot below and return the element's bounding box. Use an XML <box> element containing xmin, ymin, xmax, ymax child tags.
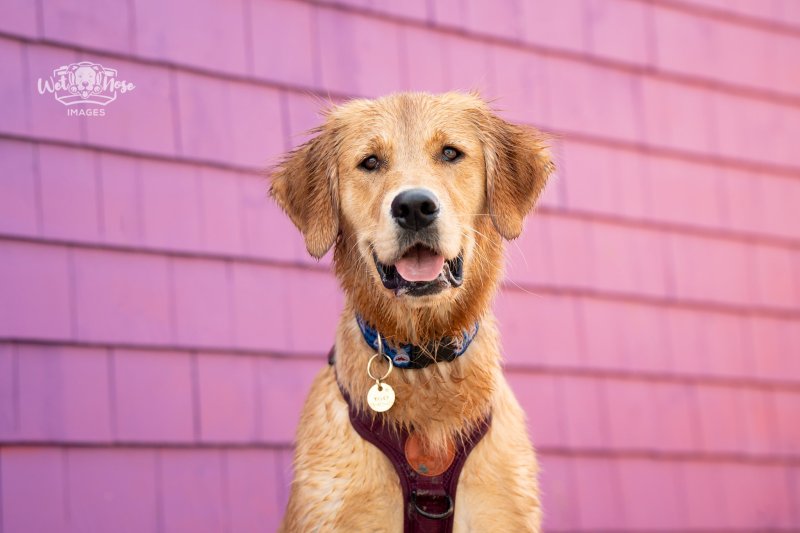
<box><xmin>271</xmin><ymin>92</ymin><xmax>553</xmax><ymax>532</ymax></box>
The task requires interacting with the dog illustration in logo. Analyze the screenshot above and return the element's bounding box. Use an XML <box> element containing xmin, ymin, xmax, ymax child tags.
<box><xmin>68</xmin><ymin>63</ymin><xmax>103</xmax><ymax>99</ymax></box>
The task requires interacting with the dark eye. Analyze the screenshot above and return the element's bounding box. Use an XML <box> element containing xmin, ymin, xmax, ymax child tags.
<box><xmin>442</xmin><ymin>146</ymin><xmax>461</xmax><ymax>162</ymax></box>
<box><xmin>360</xmin><ymin>155</ymin><xmax>380</xmax><ymax>171</ymax></box>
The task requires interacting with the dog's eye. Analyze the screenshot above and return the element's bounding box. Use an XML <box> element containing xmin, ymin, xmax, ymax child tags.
<box><xmin>442</xmin><ymin>146</ymin><xmax>461</xmax><ymax>162</ymax></box>
<box><xmin>359</xmin><ymin>155</ymin><xmax>380</xmax><ymax>171</ymax></box>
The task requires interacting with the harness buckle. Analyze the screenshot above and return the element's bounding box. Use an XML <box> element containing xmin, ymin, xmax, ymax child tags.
<box><xmin>411</xmin><ymin>490</ymin><xmax>454</xmax><ymax>520</ymax></box>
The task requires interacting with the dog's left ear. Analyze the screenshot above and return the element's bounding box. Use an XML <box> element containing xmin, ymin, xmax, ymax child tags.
<box><xmin>270</xmin><ymin>126</ymin><xmax>339</xmax><ymax>258</ymax></box>
<box><xmin>479</xmin><ymin>113</ymin><xmax>554</xmax><ymax>240</ymax></box>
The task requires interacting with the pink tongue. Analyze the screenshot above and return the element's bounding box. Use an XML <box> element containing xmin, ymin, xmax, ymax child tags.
<box><xmin>394</xmin><ymin>248</ymin><xmax>445</xmax><ymax>282</ymax></box>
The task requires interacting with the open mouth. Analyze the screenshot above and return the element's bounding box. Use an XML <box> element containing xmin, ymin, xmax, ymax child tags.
<box><xmin>374</xmin><ymin>244</ymin><xmax>464</xmax><ymax>297</ymax></box>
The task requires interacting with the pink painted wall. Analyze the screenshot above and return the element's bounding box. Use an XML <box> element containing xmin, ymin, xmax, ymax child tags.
<box><xmin>1</xmin><ymin>0</ymin><xmax>799</xmax><ymax>531</ymax></box>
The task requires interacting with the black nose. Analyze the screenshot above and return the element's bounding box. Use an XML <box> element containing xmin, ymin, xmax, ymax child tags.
<box><xmin>391</xmin><ymin>188</ymin><xmax>440</xmax><ymax>231</ymax></box>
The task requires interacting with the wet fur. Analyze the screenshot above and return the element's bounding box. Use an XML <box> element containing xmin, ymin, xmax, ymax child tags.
<box><xmin>271</xmin><ymin>92</ymin><xmax>553</xmax><ymax>532</ymax></box>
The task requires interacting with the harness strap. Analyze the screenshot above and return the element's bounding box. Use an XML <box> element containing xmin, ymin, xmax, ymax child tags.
<box><xmin>330</xmin><ymin>348</ymin><xmax>491</xmax><ymax>532</ymax></box>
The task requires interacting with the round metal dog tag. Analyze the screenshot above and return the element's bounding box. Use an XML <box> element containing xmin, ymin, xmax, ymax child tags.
<box><xmin>367</xmin><ymin>382</ymin><xmax>395</xmax><ymax>412</ymax></box>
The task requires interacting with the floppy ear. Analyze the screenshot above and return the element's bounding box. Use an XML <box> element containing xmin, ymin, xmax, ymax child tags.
<box><xmin>480</xmin><ymin>114</ymin><xmax>554</xmax><ymax>240</ymax></box>
<box><xmin>270</xmin><ymin>127</ymin><xmax>339</xmax><ymax>258</ymax></box>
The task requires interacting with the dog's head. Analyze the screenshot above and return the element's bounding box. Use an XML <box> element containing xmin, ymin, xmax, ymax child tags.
<box><xmin>73</xmin><ymin>66</ymin><xmax>97</xmax><ymax>87</ymax></box>
<box><xmin>272</xmin><ymin>92</ymin><xmax>552</xmax><ymax>329</ymax></box>
<box><xmin>68</xmin><ymin>64</ymin><xmax>103</xmax><ymax>98</ymax></box>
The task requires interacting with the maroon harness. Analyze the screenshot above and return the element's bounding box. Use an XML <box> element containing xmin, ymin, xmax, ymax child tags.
<box><xmin>330</xmin><ymin>348</ymin><xmax>491</xmax><ymax>532</ymax></box>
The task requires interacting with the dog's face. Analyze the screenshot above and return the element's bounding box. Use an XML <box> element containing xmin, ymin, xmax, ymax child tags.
<box><xmin>272</xmin><ymin>92</ymin><xmax>552</xmax><ymax>325</ymax></box>
<box><xmin>336</xmin><ymin>95</ymin><xmax>490</xmax><ymax>300</ymax></box>
<box><xmin>74</xmin><ymin>66</ymin><xmax>97</xmax><ymax>88</ymax></box>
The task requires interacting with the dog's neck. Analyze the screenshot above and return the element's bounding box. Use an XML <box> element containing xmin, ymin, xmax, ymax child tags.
<box><xmin>347</xmin><ymin>298</ymin><xmax>484</xmax><ymax>344</ymax></box>
<box><xmin>334</xmin><ymin>300</ymin><xmax>500</xmax><ymax>451</ymax></box>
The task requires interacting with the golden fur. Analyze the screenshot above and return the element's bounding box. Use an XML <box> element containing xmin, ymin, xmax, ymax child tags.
<box><xmin>271</xmin><ymin>92</ymin><xmax>553</xmax><ymax>532</ymax></box>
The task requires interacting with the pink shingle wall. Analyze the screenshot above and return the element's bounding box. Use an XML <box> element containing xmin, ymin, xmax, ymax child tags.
<box><xmin>1</xmin><ymin>0</ymin><xmax>799</xmax><ymax>531</ymax></box>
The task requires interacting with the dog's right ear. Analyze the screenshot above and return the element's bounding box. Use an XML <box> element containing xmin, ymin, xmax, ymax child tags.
<box><xmin>270</xmin><ymin>126</ymin><xmax>339</xmax><ymax>259</ymax></box>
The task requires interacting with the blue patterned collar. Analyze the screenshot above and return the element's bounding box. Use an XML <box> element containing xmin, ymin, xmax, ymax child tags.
<box><xmin>355</xmin><ymin>315</ymin><xmax>479</xmax><ymax>369</ymax></box>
